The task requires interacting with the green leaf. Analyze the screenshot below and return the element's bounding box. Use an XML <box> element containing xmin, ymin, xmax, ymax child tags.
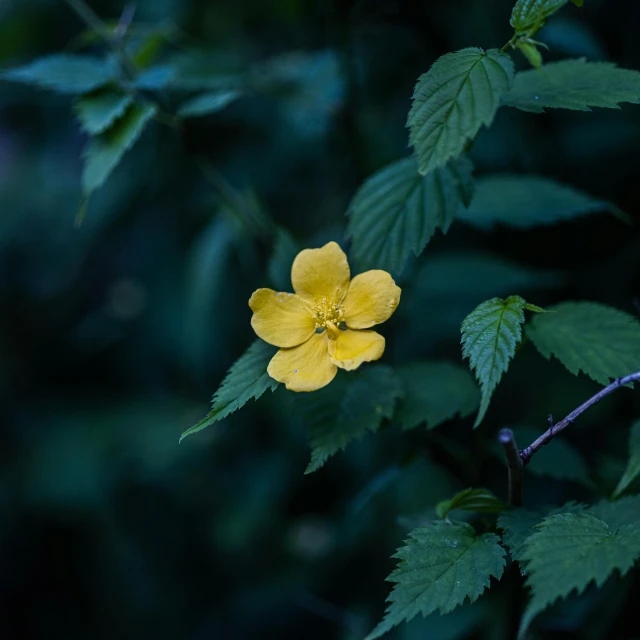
<box><xmin>613</xmin><ymin>421</ymin><xmax>640</xmax><ymax>498</ymax></box>
<box><xmin>436</xmin><ymin>488</ymin><xmax>507</xmax><ymax>519</ymax></box>
<box><xmin>588</xmin><ymin>495</ymin><xmax>640</xmax><ymax>530</ymax></box>
<box><xmin>366</xmin><ymin>522</ymin><xmax>506</xmax><ymax>639</ymax></box>
<box><xmin>497</xmin><ymin>502</ymin><xmax>585</xmax><ymax>563</ymax></box>
<box><xmin>511</xmin><ymin>0</ymin><xmax>570</xmax><ymax>35</ymax></box>
<box><xmin>527</xmin><ymin>301</ymin><xmax>640</xmax><ymax>386</ymax></box>
<box><xmin>1</xmin><ymin>54</ymin><xmax>116</xmax><ymax>94</ymax></box>
<box><xmin>519</xmin><ymin>513</ymin><xmax>640</xmax><ymax>636</ymax></box>
<box><xmin>461</xmin><ymin>296</ymin><xmax>529</xmax><ymax>427</ymax></box>
<box><xmin>502</xmin><ymin>59</ymin><xmax>640</xmax><ymax>113</ymax></box>
<box><xmin>303</xmin><ymin>366</ymin><xmax>402</xmax><ymax>473</ymax></box>
<box><xmin>74</xmin><ymin>89</ymin><xmax>134</xmax><ymax>135</ymax></box>
<box><xmin>179</xmin><ymin>340</ymin><xmax>279</xmax><ymax>442</ymax></box>
<box><xmin>516</xmin><ymin>40</ymin><xmax>543</xmax><ymax>68</ymax></box>
<box><xmin>408</xmin><ymin>48</ymin><xmax>514</xmax><ymax>176</ymax></box>
<box><xmin>82</xmin><ymin>102</ymin><xmax>157</xmax><ymax>195</ymax></box>
<box><xmin>458</xmin><ymin>175</ymin><xmax>618</xmax><ymax>230</ymax></box>
<box><xmin>345</xmin><ymin>156</ymin><xmax>474</xmax><ymax>273</ymax></box>
<box><xmin>396</xmin><ymin>361</ymin><xmax>479</xmax><ymax>430</ymax></box>
<box><xmin>177</xmin><ymin>90</ymin><xmax>242</xmax><ymax>118</ymax></box>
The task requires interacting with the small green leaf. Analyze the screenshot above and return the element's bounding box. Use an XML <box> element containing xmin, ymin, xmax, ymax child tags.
<box><xmin>74</xmin><ymin>89</ymin><xmax>134</xmax><ymax>135</ymax></box>
<box><xmin>511</xmin><ymin>0</ymin><xmax>570</xmax><ymax>35</ymax></box>
<box><xmin>366</xmin><ymin>522</ymin><xmax>506</xmax><ymax>639</ymax></box>
<box><xmin>345</xmin><ymin>156</ymin><xmax>474</xmax><ymax>273</ymax></box>
<box><xmin>527</xmin><ymin>301</ymin><xmax>640</xmax><ymax>386</ymax></box>
<box><xmin>516</xmin><ymin>40</ymin><xmax>543</xmax><ymax>68</ymax></box>
<box><xmin>82</xmin><ymin>102</ymin><xmax>157</xmax><ymax>195</ymax></box>
<box><xmin>502</xmin><ymin>59</ymin><xmax>640</xmax><ymax>113</ymax></box>
<box><xmin>458</xmin><ymin>175</ymin><xmax>619</xmax><ymax>229</ymax></box>
<box><xmin>461</xmin><ymin>296</ymin><xmax>532</xmax><ymax>427</ymax></box>
<box><xmin>613</xmin><ymin>421</ymin><xmax>640</xmax><ymax>498</ymax></box>
<box><xmin>519</xmin><ymin>513</ymin><xmax>640</xmax><ymax>636</ymax></box>
<box><xmin>408</xmin><ymin>48</ymin><xmax>514</xmax><ymax>176</ymax></box>
<box><xmin>177</xmin><ymin>90</ymin><xmax>242</xmax><ymax>118</ymax></box>
<box><xmin>436</xmin><ymin>488</ymin><xmax>507</xmax><ymax>519</ymax></box>
<box><xmin>303</xmin><ymin>366</ymin><xmax>402</xmax><ymax>473</ymax></box>
<box><xmin>179</xmin><ymin>339</ymin><xmax>279</xmax><ymax>442</ymax></box>
<box><xmin>497</xmin><ymin>502</ymin><xmax>586</xmax><ymax>563</ymax></box>
<box><xmin>396</xmin><ymin>361</ymin><xmax>479</xmax><ymax>430</ymax></box>
<box><xmin>1</xmin><ymin>54</ymin><xmax>116</xmax><ymax>94</ymax></box>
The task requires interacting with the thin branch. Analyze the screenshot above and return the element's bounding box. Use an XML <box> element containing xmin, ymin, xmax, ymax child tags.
<box><xmin>520</xmin><ymin>371</ymin><xmax>640</xmax><ymax>466</ymax></box>
<box><xmin>64</xmin><ymin>0</ymin><xmax>112</xmax><ymax>40</ymax></box>
<box><xmin>499</xmin><ymin>428</ymin><xmax>523</xmax><ymax>506</ymax></box>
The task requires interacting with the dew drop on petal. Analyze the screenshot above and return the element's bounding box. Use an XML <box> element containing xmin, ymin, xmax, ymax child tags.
<box><xmin>294</xmin><ymin>369</ymin><xmax>298</xmax><ymax>373</ymax></box>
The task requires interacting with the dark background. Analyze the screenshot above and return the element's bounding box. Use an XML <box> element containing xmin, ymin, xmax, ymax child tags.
<box><xmin>1</xmin><ymin>0</ymin><xmax>639</xmax><ymax>638</ymax></box>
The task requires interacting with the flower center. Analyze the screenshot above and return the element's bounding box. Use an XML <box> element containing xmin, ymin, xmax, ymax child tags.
<box><xmin>311</xmin><ymin>296</ymin><xmax>345</xmax><ymax>334</ymax></box>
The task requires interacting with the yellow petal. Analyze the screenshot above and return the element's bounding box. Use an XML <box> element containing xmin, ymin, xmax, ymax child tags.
<box><xmin>342</xmin><ymin>270</ymin><xmax>401</xmax><ymax>329</ymax></box>
<box><xmin>249</xmin><ymin>288</ymin><xmax>315</xmax><ymax>348</ymax></box>
<box><xmin>267</xmin><ymin>332</ymin><xmax>337</xmax><ymax>392</ymax></box>
<box><xmin>329</xmin><ymin>329</ymin><xmax>385</xmax><ymax>371</ymax></box>
<box><xmin>291</xmin><ymin>241</ymin><xmax>351</xmax><ymax>305</ymax></box>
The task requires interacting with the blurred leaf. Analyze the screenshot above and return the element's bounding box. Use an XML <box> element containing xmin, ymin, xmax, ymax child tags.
<box><xmin>497</xmin><ymin>502</ymin><xmax>586</xmax><ymax>563</ymax></box>
<box><xmin>510</xmin><ymin>0</ymin><xmax>571</xmax><ymax>35</ymax></box>
<box><xmin>1</xmin><ymin>53</ymin><xmax>116</xmax><ymax>94</ymax></box>
<box><xmin>527</xmin><ymin>302</ymin><xmax>640</xmax><ymax>386</ymax></box>
<box><xmin>519</xmin><ymin>513</ymin><xmax>640</xmax><ymax>637</ymax></box>
<box><xmin>268</xmin><ymin>227</ymin><xmax>299</xmax><ymax>290</ymax></box>
<box><xmin>458</xmin><ymin>175</ymin><xmax>618</xmax><ymax>229</ymax></box>
<box><xmin>366</xmin><ymin>521</ymin><xmax>506</xmax><ymax>639</ymax></box>
<box><xmin>588</xmin><ymin>495</ymin><xmax>640</xmax><ymax>529</ymax></box>
<box><xmin>462</xmin><ymin>296</ymin><xmax>537</xmax><ymax>427</ymax></box>
<box><xmin>538</xmin><ymin>18</ymin><xmax>606</xmax><ymax>60</ymax></box>
<box><xmin>180</xmin><ymin>340</ymin><xmax>279</xmax><ymax>442</ymax></box>
<box><xmin>134</xmin><ymin>64</ymin><xmax>176</xmax><ymax>90</ymax></box>
<box><xmin>502</xmin><ymin>59</ymin><xmax>640</xmax><ymax>112</ymax></box>
<box><xmin>74</xmin><ymin>89</ymin><xmax>134</xmax><ymax>135</ymax></box>
<box><xmin>303</xmin><ymin>366</ymin><xmax>402</xmax><ymax>473</ymax></box>
<box><xmin>436</xmin><ymin>488</ymin><xmax>507</xmax><ymax>519</ymax></box>
<box><xmin>82</xmin><ymin>101</ymin><xmax>157</xmax><ymax>195</ymax></box>
<box><xmin>178</xmin><ymin>90</ymin><xmax>242</xmax><ymax>118</ymax></box>
<box><xmin>571</xmin><ymin>0</ymin><xmax>583</xmax><ymax>6</ymax></box>
<box><xmin>516</xmin><ymin>40</ymin><xmax>543</xmax><ymax>68</ymax></box>
<box><xmin>346</xmin><ymin>156</ymin><xmax>474</xmax><ymax>273</ymax></box>
<box><xmin>396</xmin><ymin>361</ymin><xmax>479</xmax><ymax>430</ymax></box>
<box><xmin>408</xmin><ymin>48</ymin><xmax>514</xmax><ymax>175</ymax></box>
<box><xmin>613</xmin><ymin>421</ymin><xmax>640</xmax><ymax>498</ymax></box>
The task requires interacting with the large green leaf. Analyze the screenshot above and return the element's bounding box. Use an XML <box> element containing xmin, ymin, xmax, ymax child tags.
<box><xmin>345</xmin><ymin>156</ymin><xmax>474</xmax><ymax>273</ymax></box>
<box><xmin>458</xmin><ymin>175</ymin><xmax>618</xmax><ymax>229</ymax></box>
<box><xmin>1</xmin><ymin>54</ymin><xmax>116</xmax><ymax>94</ymax></box>
<box><xmin>613</xmin><ymin>421</ymin><xmax>640</xmax><ymax>498</ymax></box>
<box><xmin>74</xmin><ymin>89</ymin><xmax>134</xmax><ymax>135</ymax></box>
<box><xmin>303</xmin><ymin>366</ymin><xmax>402</xmax><ymax>473</ymax></box>
<box><xmin>366</xmin><ymin>522</ymin><xmax>506</xmax><ymax>639</ymax></box>
<box><xmin>527</xmin><ymin>302</ymin><xmax>640</xmax><ymax>386</ymax></box>
<box><xmin>497</xmin><ymin>502</ymin><xmax>586</xmax><ymax>563</ymax></box>
<box><xmin>510</xmin><ymin>0</ymin><xmax>571</xmax><ymax>35</ymax></box>
<box><xmin>436</xmin><ymin>488</ymin><xmax>507</xmax><ymax>519</ymax></box>
<box><xmin>462</xmin><ymin>296</ymin><xmax>539</xmax><ymax>427</ymax></box>
<box><xmin>179</xmin><ymin>340</ymin><xmax>279</xmax><ymax>442</ymax></box>
<box><xmin>82</xmin><ymin>102</ymin><xmax>157</xmax><ymax>195</ymax></box>
<box><xmin>502</xmin><ymin>59</ymin><xmax>640</xmax><ymax>113</ymax></box>
<box><xmin>177</xmin><ymin>90</ymin><xmax>242</xmax><ymax>118</ymax></box>
<box><xmin>408</xmin><ymin>48</ymin><xmax>514</xmax><ymax>176</ymax></box>
<box><xmin>396</xmin><ymin>361</ymin><xmax>479</xmax><ymax>430</ymax></box>
<box><xmin>519</xmin><ymin>513</ymin><xmax>640</xmax><ymax>636</ymax></box>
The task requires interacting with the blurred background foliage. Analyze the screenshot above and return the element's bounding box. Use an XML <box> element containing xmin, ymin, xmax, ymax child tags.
<box><xmin>1</xmin><ymin>0</ymin><xmax>640</xmax><ymax>638</ymax></box>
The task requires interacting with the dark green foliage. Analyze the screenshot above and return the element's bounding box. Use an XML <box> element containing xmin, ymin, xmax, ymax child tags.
<box><xmin>613</xmin><ymin>421</ymin><xmax>640</xmax><ymax>498</ymax></box>
<box><xmin>511</xmin><ymin>0</ymin><xmax>572</xmax><ymax>35</ymax></box>
<box><xmin>435</xmin><ymin>488</ymin><xmax>507</xmax><ymax>519</ymax></box>
<box><xmin>346</xmin><ymin>156</ymin><xmax>474</xmax><ymax>273</ymax></box>
<box><xmin>180</xmin><ymin>340</ymin><xmax>279</xmax><ymax>442</ymax></box>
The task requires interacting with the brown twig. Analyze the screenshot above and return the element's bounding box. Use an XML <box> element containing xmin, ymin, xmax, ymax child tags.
<box><xmin>520</xmin><ymin>371</ymin><xmax>640</xmax><ymax>466</ymax></box>
<box><xmin>499</xmin><ymin>429</ymin><xmax>523</xmax><ymax>506</ymax></box>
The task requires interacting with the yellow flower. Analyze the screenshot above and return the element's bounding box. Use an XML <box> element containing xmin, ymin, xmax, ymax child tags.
<box><xmin>248</xmin><ymin>241</ymin><xmax>401</xmax><ymax>392</ymax></box>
